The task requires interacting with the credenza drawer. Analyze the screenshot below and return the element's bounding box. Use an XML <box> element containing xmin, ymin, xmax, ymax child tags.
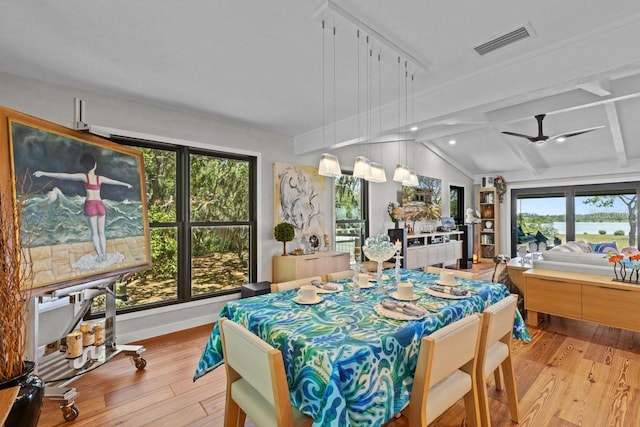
<box><xmin>526</xmin><ymin>277</ymin><xmax>582</xmax><ymax>319</ymax></box>
<box><xmin>582</xmin><ymin>285</ymin><xmax>640</xmax><ymax>332</ymax></box>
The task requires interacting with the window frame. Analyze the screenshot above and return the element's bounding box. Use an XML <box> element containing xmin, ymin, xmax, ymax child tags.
<box><xmin>510</xmin><ymin>181</ymin><xmax>640</xmax><ymax>256</ymax></box>
<box><xmin>334</xmin><ymin>172</ymin><xmax>369</xmax><ymax>263</ymax></box>
<box><xmin>109</xmin><ymin>137</ymin><xmax>257</xmax><ymax>313</ymax></box>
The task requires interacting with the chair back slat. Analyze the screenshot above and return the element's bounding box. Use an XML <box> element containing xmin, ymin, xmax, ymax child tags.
<box><xmin>428</xmin><ymin>314</ymin><xmax>481</xmax><ymax>387</ymax></box>
<box><xmin>325</xmin><ymin>270</ymin><xmax>354</xmax><ymax>281</ymax></box>
<box><xmin>485</xmin><ymin>295</ymin><xmax>517</xmax><ymax>346</ymax></box>
<box><xmin>272</xmin><ymin>276</ymin><xmax>323</xmax><ymax>293</ymax></box>
<box><xmin>220</xmin><ymin>318</ymin><xmax>279</xmax><ymax>405</ymax></box>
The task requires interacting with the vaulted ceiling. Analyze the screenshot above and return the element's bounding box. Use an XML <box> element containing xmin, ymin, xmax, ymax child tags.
<box><xmin>1</xmin><ymin>1</ymin><xmax>640</xmax><ymax>182</ymax></box>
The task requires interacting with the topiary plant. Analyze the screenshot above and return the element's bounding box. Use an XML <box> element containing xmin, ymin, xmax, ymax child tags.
<box><xmin>274</xmin><ymin>222</ymin><xmax>295</xmax><ymax>256</ymax></box>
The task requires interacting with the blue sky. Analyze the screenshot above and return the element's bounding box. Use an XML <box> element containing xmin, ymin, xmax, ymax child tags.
<box><xmin>518</xmin><ymin>196</ymin><xmax>629</xmax><ymax>216</ymax></box>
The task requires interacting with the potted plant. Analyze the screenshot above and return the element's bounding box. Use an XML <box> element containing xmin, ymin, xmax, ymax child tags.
<box><xmin>0</xmin><ymin>191</ymin><xmax>43</xmax><ymax>426</ymax></box>
<box><xmin>274</xmin><ymin>222</ymin><xmax>295</xmax><ymax>256</ymax></box>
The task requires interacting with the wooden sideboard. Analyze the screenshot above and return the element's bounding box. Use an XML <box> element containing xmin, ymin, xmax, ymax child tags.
<box><xmin>523</xmin><ymin>268</ymin><xmax>640</xmax><ymax>332</ymax></box>
<box><xmin>272</xmin><ymin>251</ymin><xmax>350</xmax><ymax>283</ymax></box>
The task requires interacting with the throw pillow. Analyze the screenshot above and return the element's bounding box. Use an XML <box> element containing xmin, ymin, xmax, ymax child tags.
<box><xmin>535</xmin><ymin>231</ymin><xmax>549</xmax><ymax>244</ymax></box>
<box><xmin>591</xmin><ymin>241</ymin><xmax>619</xmax><ymax>254</ymax></box>
<box><xmin>573</xmin><ymin>240</ymin><xmax>592</xmax><ymax>252</ymax></box>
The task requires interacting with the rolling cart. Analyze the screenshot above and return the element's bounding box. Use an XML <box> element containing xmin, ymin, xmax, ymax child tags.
<box><xmin>28</xmin><ymin>276</ymin><xmax>147</xmax><ymax>422</ymax></box>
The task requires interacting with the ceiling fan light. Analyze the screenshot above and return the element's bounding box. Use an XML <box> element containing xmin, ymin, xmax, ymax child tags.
<box><xmin>318</xmin><ymin>153</ymin><xmax>342</xmax><ymax>177</ymax></box>
<box><xmin>369</xmin><ymin>162</ymin><xmax>387</xmax><ymax>183</ymax></box>
<box><xmin>353</xmin><ymin>156</ymin><xmax>372</xmax><ymax>179</ymax></box>
<box><xmin>393</xmin><ymin>164</ymin><xmax>409</xmax><ymax>182</ymax></box>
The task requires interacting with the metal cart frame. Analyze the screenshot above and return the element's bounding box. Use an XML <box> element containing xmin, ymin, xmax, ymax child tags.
<box><xmin>27</xmin><ymin>276</ymin><xmax>146</xmax><ymax>421</ymax></box>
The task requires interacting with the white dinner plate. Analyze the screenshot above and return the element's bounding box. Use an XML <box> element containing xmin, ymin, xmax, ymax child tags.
<box><xmin>435</xmin><ymin>279</ymin><xmax>461</xmax><ymax>287</ymax></box>
<box><xmin>424</xmin><ymin>288</ymin><xmax>470</xmax><ymax>300</ymax></box>
<box><xmin>315</xmin><ymin>283</ymin><xmax>344</xmax><ymax>294</ymax></box>
<box><xmin>388</xmin><ymin>291</ymin><xmax>420</xmax><ymax>301</ymax></box>
<box><xmin>357</xmin><ymin>281</ymin><xmax>375</xmax><ymax>289</ymax></box>
<box><xmin>373</xmin><ymin>304</ymin><xmax>425</xmax><ymax>321</ymax></box>
<box><xmin>293</xmin><ymin>296</ymin><xmax>324</xmax><ymax>305</ymax></box>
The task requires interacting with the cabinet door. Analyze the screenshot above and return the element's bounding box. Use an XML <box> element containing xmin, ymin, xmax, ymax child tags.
<box><xmin>582</xmin><ymin>285</ymin><xmax>640</xmax><ymax>332</ymax></box>
<box><xmin>426</xmin><ymin>245</ymin><xmax>438</xmax><ymax>266</ymax></box>
<box><xmin>297</xmin><ymin>256</ymin><xmax>324</xmax><ymax>278</ymax></box>
<box><xmin>406</xmin><ymin>248</ymin><xmax>419</xmax><ymax>269</ymax></box>
<box><xmin>526</xmin><ymin>277</ymin><xmax>581</xmax><ymax>319</ymax></box>
<box><xmin>326</xmin><ymin>252</ymin><xmax>349</xmax><ymax>273</ymax></box>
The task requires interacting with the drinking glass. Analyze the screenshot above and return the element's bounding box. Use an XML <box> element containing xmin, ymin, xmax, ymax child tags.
<box><xmin>349</xmin><ymin>266</ymin><xmax>365</xmax><ymax>302</ymax></box>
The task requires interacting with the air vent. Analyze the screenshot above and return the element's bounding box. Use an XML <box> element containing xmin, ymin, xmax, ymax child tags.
<box><xmin>474</xmin><ymin>26</ymin><xmax>531</xmax><ymax>56</ymax></box>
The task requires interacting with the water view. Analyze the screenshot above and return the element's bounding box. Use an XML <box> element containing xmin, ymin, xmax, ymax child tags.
<box><xmin>552</xmin><ymin>222</ymin><xmax>633</xmax><ymax>235</ymax></box>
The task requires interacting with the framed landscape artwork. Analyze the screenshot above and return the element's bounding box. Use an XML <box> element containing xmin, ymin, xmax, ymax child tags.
<box><xmin>0</xmin><ymin>106</ymin><xmax>151</xmax><ymax>292</ymax></box>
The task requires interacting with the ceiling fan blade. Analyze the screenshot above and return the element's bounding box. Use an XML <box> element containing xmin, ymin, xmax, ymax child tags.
<box><xmin>549</xmin><ymin>125</ymin><xmax>606</xmax><ymax>141</ymax></box>
<box><xmin>501</xmin><ymin>131</ymin><xmax>535</xmax><ymax>140</ymax></box>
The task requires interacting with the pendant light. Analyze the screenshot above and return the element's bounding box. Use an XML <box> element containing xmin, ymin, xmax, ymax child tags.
<box><xmin>318</xmin><ymin>20</ymin><xmax>342</xmax><ymax>177</ymax></box>
<box><xmin>369</xmin><ymin>51</ymin><xmax>387</xmax><ymax>183</ymax></box>
<box><xmin>401</xmin><ymin>63</ymin><xmax>418</xmax><ymax>187</ymax></box>
<box><xmin>393</xmin><ymin>56</ymin><xmax>409</xmax><ymax>183</ymax></box>
<box><xmin>353</xmin><ymin>31</ymin><xmax>372</xmax><ymax>180</ymax></box>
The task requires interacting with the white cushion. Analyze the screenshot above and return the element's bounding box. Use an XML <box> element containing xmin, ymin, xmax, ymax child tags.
<box><xmin>483</xmin><ymin>342</ymin><xmax>509</xmax><ymax>375</ymax></box>
<box><xmin>232</xmin><ymin>379</ymin><xmax>309</xmax><ymax>427</ymax></box>
<box><xmin>426</xmin><ymin>369</ymin><xmax>472</xmax><ymax>424</ymax></box>
<box><xmin>541</xmin><ymin>250</ymin><xmax>610</xmax><ymax>266</ymax></box>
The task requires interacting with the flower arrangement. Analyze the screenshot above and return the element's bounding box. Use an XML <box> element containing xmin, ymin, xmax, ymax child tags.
<box><xmin>494</xmin><ymin>175</ymin><xmax>507</xmax><ymax>203</ymax></box>
<box><xmin>387</xmin><ymin>202</ymin><xmax>403</xmax><ymax>224</ymax></box>
<box><xmin>607</xmin><ymin>249</ymin><xmax>640</xmax><ymax>283</ymax></box>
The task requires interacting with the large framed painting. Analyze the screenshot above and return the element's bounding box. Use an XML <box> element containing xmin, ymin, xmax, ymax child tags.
<box><xmin>0</xmin><ymin>106</ymin><xmax>151</xmax><ymax>292</ymax></box>
<box><xmin>402</xmin><ymin>175</ymin><xmax>442</xmax><ymax>221</ymax></box>
<box><xmin>273</xmin><ymin>162</ymin><xmax>326</xmax><ymax>237</ymax></box>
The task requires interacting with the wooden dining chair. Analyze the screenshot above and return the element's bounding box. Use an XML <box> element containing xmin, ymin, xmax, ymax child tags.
<box><xmin>219</xmin><ymin>317</ymin><xmax>313</xmax><ymax>427</ymax></box>
<box><xmin>476</xmin><ymin>294</ymin><xmax>520</xmax><ymax>426</ymax></box>
<box><xmin>424</xmin><ymin>266</ymin><xmax>477</xmax><ymax>279</ymax></box>
<box><xmin>402</xmin><ymin>314</ymin><xmax>482</xmax><ymax>427</ymax></box>
<box><xmin>271</xmin><ymin>276</ymin><xmax>323</xmax><ymax>293</ymax></box>
<box><xmin>324</xmin><ymin>269</ymin><xmax>354</xmax><ymax>282</ymax></box>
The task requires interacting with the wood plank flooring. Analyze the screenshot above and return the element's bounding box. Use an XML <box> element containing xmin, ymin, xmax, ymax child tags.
<box><xmin>37</xmin><ymin>264</ymin><xmax>640</xmax><ymax>426</ymax></box>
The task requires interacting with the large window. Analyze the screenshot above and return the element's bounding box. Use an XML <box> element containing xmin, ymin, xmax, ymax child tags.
<box><xmin>335</xmin><ymin>174</ymin><xmax>368</xmax><ymax>264</ymax></box>
<box><xmin>94</xmin><ymin>140</ymin><xmax>257</xmax><ymax>313</ymax></box>
<box><xmin>511</xmin><ymin>182</ymin><xmax>639</xmax><ymax>255</ymax></box>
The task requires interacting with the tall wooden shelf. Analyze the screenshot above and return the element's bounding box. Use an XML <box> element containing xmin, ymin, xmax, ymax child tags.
<box><xmin>477</xmin><ymin>187</ymin><xmax>499</xmax><ymax>262</ymax></box>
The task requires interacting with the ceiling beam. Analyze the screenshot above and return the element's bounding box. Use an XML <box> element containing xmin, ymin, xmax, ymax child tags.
<box><xmin>604</xmin><ymin>102</ymin><xmax>627</xmax><ymax>167</ymax></box>
<box><xmin>577</xmin><ymin>80</ymin><xmax>611</xmax><ymax>96</ymax></box>
<box><xmin>418</xmin><ymin>141</ymin><xmax>474</xmax><ymax>179</ymax></box>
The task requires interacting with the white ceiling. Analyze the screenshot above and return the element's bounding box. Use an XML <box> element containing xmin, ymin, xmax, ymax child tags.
<box><xmin>2</xmin><ymin>1</ymin><xmax>640</xmax><ymax>181</ymax></box>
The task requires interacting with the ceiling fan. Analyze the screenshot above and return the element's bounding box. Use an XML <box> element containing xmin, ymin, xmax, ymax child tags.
<box><xmin>501</xmin><ymin>114</ymin><xmax>605</xmax><ymax>144</ymax></box>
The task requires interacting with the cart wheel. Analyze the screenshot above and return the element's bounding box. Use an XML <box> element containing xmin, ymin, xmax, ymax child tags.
<box><xmin>62</xmin><ymin>404</ymin><xmax>79</xmax><ymax>421</ymax></box>
<box><xmin>134</xmin><ymin>357</ymin><xmax>147</xmax><ymax>370</ymax></box>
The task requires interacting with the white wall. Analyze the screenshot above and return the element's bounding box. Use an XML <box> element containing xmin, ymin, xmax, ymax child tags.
<box><xmin>0</xmin><ymin>72</ymin><xmax>473</xmax><ymax>346</ymax></box>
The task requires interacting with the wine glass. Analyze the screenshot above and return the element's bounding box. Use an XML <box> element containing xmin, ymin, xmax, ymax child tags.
<box><xmin>362</xmin><ymin>236</ymin><xmax>397</xmax><ymax>295</ymax></box>
<box><xmin>517</xmin><ymin>246</ymin><xmax>527</xmax><ymax>265</ymax></box>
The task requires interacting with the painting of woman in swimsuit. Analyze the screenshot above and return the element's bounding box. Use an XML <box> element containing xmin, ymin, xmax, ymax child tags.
<box><xmin>34</xmin><ymin>153</ymin><xmax>133</xmax><ymax>264</ymax></box>
<box><xmin>3</xmin><ymin>109</ymin><xmax>151</xmax><ymax>290</ymax></box>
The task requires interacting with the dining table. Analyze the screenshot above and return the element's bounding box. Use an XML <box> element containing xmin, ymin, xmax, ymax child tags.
<box><xmin>194</xmin><ymin>268</ymin><xmax>531</xmax><ymax>426</ymax></box>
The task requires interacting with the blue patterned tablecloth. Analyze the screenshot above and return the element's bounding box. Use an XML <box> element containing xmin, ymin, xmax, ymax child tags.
<box><xmin>194</xmin><ymin>269</ymin><xmax>530</xmax><ymax>426</ymax></box>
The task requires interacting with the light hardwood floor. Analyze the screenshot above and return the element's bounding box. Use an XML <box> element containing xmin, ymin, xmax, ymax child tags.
<box><xmin>38</xmin><ymin>264</ymin><xmax>640</xmax><ymax>426</ymax></box>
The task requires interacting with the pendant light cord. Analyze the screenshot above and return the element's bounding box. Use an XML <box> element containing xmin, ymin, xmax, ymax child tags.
<box><xmin>333</xmin><ymin>25</ymin><xmax>337</xmax><ymax>150</ymax></box>
<box><xmin>322</xmin><ymin>21</ymin><xmax>325</xmax><ymax>150</ymax></box>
